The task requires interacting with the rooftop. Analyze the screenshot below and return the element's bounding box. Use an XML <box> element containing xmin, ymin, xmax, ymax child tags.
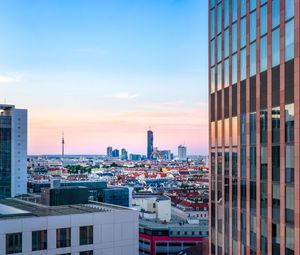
<box><xmin>0</xmin><ymin>198</ymin><xmax>130</xmax><ymax>220</ymax></box>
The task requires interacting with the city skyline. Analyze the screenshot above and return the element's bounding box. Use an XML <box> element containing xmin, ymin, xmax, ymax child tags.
<box><xmin>0</xmin><ymin>0</ymin><xmax>209</xmax><ymax>155</ymax></box>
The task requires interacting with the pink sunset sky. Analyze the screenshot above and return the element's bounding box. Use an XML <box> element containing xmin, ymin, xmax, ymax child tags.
<box><xmin>0</xmin><ymin>0</ymin><xmax>208</xmax><ymax>155</ymax></box>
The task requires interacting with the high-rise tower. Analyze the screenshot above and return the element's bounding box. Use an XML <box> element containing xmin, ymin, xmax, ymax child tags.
<box><xmin>147</xmin><ymin>130</ymin><xmax>153</xmax><ymax>160</ymax></box>
<box><xmin>0</xmin><ymin>104</ymin><xmax>27</xmax><ymax>198</ymax></box>
<box><xmin>209</xmin><ymin>0</ymin><xmax>299</xmax><ymax>254</ymax></box>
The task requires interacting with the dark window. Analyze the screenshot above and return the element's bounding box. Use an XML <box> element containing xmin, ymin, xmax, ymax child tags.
<box><xmin>6</xmin><ymin>233</ymin><xmax>22</xmax><ymax>254</ymax></box>
<box><xmin>32</xmin><ymin>230</ymin><xmax>47</xmax><ymax>251</ymax></box>
<box><xmin>285</xmin><ymin>60</ymin><xmax>294</xmax><ymax>104</ymax></box>
<box><xmin>80</xmin><ymin>226</ymin><xmax>93</xmax><ymax>246</ymax></box>
<box><xmin>240</xmin><ymin>80</ymin><xmax>246</xmax><ymax>114</ymax></box>
<box><xmin>80</xmin><ymin>251</ymin><xmax>93</xmax><ymax>255</ymax></box>
<box><xmin>57</xmin><ymin>228</ymin><xmax>71</xmax><ymax>248</ymax></box>
<box><xmin>272</xmin><ymin>65</ymin><xmax>280</xmax><ymax>107</ymax></box>
<box><xmin>211</xmin><ymin>93</ymin><xmax>215</xmax><ymax>121</ymax></box>
<box><xmin>232</xmin><ymin>84</ymin><xmax>237</xmax><ymax>116</ymax></box>
<box><xmin>224</xmin><ymin>87</ymin><xmax>229</xmax><ymax>118</ymax></box>
<box><xmin>217</xmin><ymin>90</ymin><xmax>222</xmax><ymax>120</ymax></box>
<box><xmin>260</xmin><ymin>71</ymin><xmax>267</xmax><ymax>110</ymax></box>
<box><xmin>250</xmin><ymin>76</ymin><xmax>256</xmax><ymax>112</ymax></box>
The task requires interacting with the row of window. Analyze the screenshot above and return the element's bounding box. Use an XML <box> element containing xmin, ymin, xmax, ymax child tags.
<box><xmin>210</xmin><ymin>0</ymin><xmax>295</xmax><ymax>93</ymax></box>
<box><xmin>6</xmin><ymin>226</ymin><xmax>93</xmax><ymax>254</ymax></box>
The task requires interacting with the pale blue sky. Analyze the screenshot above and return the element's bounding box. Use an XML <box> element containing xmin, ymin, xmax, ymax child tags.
<box><xmin>0</xmin><ymin>0</ymin><xmax>208</xmax><ymax>155</ymax></box>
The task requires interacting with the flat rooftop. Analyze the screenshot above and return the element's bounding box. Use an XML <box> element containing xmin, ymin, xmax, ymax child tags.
<box><xmin>0</xmin><ymin>198</ymin><xmax>130</xmax><ymax>220</ymax></box>
<box><xmin>139</xmin><ymin>218</ymin><xmax>208</xmax><ymax>231</ymax></box>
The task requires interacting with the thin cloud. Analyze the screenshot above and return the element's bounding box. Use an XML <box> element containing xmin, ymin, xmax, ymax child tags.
<box><xmin>0</xmin><ymin>73</ymin><xmax>23</xmax><ymax>84</ymax></box>
<box><xmin>107</xmin><ymin>92</ymin><xmax>139</xmax><ymax>99</ymax></box>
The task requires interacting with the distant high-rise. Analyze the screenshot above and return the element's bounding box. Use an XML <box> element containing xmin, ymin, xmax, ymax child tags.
<box><xmin>209</xmin><ymin>0</ymin><xmax>299</xmax><ymax>254</ymax></box>
<box><xmin>112</xmin><ymin>149</ymin><xmax>119</xmax><ymax>158</ymax></box>
<box><xmin>121</xmin><ymin>148</ymin><xmax>128</xmax><ymax>160</ymax></box>
<box><xmin>107</xmin><ymin>146</ymin><xmax>112</xmax><ymax>158</ymax></box>
<box><xmin>147</xmin><ymin>130</ymin><xmax>153</xmax><ymax>160</ymax></box>
<box><xmin>178</xmin><ymin>145</ymin><xmax>187</xmax><ymax>160</ymax></box>
<box><xmin>0</xmin><ymin>104</ymin><xmax>27</xmax><ymax>198</ymax></box>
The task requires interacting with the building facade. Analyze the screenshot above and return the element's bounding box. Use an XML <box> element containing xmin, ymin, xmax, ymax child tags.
<box><xmin>106</xmin><ymin>146</ymin><xmax>112</xmax><ymax>158</ymax></box>
<box><xmin>209</xmin><ymin>0</ymin><xmax>299</xmax><ymax>254</ymax></box>
<box><xmin>147</xmin><ymin>130</ymin><xmax>153</xmax><ymax>160</ymax></box>
<box><xmin>178</xmin><ymin>145</ymin><xmax>187</xmax><ymax>160</ymax></box>
<box><xmin>0</xmin><ymin>198</ymin><xmax>139</xmax><ymax>255</ymax></box>
<box><xmin>0</xmin><ymin>105</ymin><xmax>27</xmax><ymax>198</ymax></box>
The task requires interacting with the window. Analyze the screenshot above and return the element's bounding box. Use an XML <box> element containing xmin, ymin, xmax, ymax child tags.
<box><xmin>217</xmin><ymin>34</ymin><xmax>222</xmax><ymax>62</ymax></box>
<box><xmin>32</xmin><ymin>230</ymin><xmax>47</xmax><ymax>251</ymax></box>
<box><xmin>210</xmin><ymin>8</ymin><xmax>215</xmax><ymax>39</ymax></box>
<box><xmin>80</xmin><ymin>226</ymin><xmax>93</xmax><ymax>245</ymax></box>
<box><xmin>211</xmin><ymin>40</ymin><xmax>215</xmax><ymax>67</ymax></box>
<box><xmin>217</xmin><ymin>3</ymin><xmax>222</xmax><ymax>34</ymax></box>
<box><xmin>260</xmin><ymin>35</ymin><xmax>268</xmax><ymax>72</ymax></box>
<box><xmin>232</xmin><ymin>54</ymin><xmax>237</xmax><ymax>84</ymax></box>
<box><xmin>211</xmin><ymin>67</ymin><xmax>215</xmax><ymax>93</ymax></box>
<box><xmin>250</xmin><ymin>42</ymin><xmax>256</xmax><ymax>76</ymax></box>
<box><xmin>250</xmin><ymin>11</ymin><xmax>256</xmax><ymax>42</ymax></box>
<box><xmin>240</xmin><ymin>48</ymin><xmax>246</xmax><ymax>80</ymax></box>
<box><xmin>57</xmin><ymin>228</ymin><xmax>71</xmax><ymax>248</ymax></box>
<box><xmin>250</xmin><ymin>0</ymin><xmax>256</xmax><ymax>10</ymax></box>
<box><xmin>224</xmin><ymin>29</ymin><xmax>229</xmax><ymax>58</ymax></box>
<box><xmin>224</xmin><ymin>59</ymin><xmax>229</xmax><ymax>88</ymax></box>
<box><xmin>285</xmin><ymin>0</ymin><xmax>294</xmax><ymax>20</ymax></box>
<box><xmin>224</xmin><ymin>0</ymin><xmax>229</xmax><ymax>28</ymax></box>
<box><xmin>217</xmin><ymin>63</ymin><xmax>222</xmax><ymax>91</ymax></box>
<box><xmin>272</xmin><ymin>0</ymin><xmax>280</xmax><ymax>28</ymax></box>
<box><xmin>272</xmin><ymin>28</ymin><xmax>280</xmax><ymax>67</ymax></box>
<box><xmin>6</xmin><ymin>233</ymin><xmax>22</xmax><ymax>254</ymax></box>
<box><xmin>240</xmin><ymin>0</ymin><xmax>246</xmax><ymax>17</ymax></box>
<box><xmin>232</xmin><ymin>0</ymin><xmax>237</xmax><ymax>22</ymax></box>
<box><xmin>80</xmin><ymin>251</ymin><xmax>93</xmax><ymax>255</ymax></box>
<box><xmin>285</xmin><ymin>19</ymin><xmax>294</xmax><ymax>62</ymax></box>
<box><xmin>232</xmin><ymin>23</ymin><xmax>237</xmax><ymax>53</ymax></box>
<box><xmin>260</xmin><ymin>4</ymin><xmax>268</xmax><ymax>35</ymax></box>
<box><xmin>240</xmin><ymin>17</ymin><xmax>246</xmax><ymax>48</ymax></box>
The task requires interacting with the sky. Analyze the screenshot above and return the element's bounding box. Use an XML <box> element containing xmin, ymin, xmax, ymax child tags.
<box><xmin>0</xmin><ymin>0</ymin><xmax>208</xmax><ymax>155</ymax></box>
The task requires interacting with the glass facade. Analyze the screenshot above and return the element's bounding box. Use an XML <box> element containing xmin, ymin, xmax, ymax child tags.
<box><xmin>0</xmin><ymin>116</ymin><xmax>12</xmax><ymax>198</ymax></box>
<box><xmin>209</xmin><ymin>0</ymin><xmax>298</xmax><ymax>254</ymax></box>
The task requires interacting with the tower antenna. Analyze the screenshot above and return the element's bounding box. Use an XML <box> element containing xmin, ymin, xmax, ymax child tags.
<box><xmin>62</xmin><ymin>132</ymin><xmax>65</xmax><ymax>163</ymax></box>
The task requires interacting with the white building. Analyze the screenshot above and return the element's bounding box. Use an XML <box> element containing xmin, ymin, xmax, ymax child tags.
<box><xmin>132</xmin><ymin>194</ymin><xmax>171</xmax><ymax>222</ymax></box>
<box><xmin>178</xmin><ymin>145</ymin><xmax>187</xmax><ymax>160</ymax></box>
<box><xmin>0</xmin><ymin>104</ymin><xmax>27</xmax><ymax>198</ymax></box>
<box><xmin>0</xmin><ymin>198</ymin><xmax>139</xmax><ymax>255</ymax></box>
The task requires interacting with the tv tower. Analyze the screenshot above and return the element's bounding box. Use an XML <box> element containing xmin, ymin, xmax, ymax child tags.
<box><xmin>62</xmin><ymin>132</ymin><xmax>65</xmax><ymax>162</ymax></box>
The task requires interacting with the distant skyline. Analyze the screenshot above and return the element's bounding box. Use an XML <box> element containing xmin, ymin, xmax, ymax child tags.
<box><xmin>0</xmin><ymin>0</ymin><xmax>208</xmax><ymax>155</ymax></box>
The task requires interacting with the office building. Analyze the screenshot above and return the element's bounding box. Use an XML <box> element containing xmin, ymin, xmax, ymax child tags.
<box><xmin>0</xmin><ymin>198</ymin><xmax>139</xmax><ymax>255</ymax></box>
<box><xmin>147</xmin><ymin>130</ymin><xmax>153</xmax><ymax>160</ymax></box>
<box><xmin>106</xmin><ymin>146</ymin><xmax>112</xmax><ymax>158</ymax></box>
<box><xmin>178</xmin><ymin>145</ymin><xmax>187</xmax><ymax>160</ymax></box>
<box><xmin>209</xmin><ymin>0</ymin><xmax>299</xmax><ymax>254</ymax></box>
<box><xmin>121</xmin><ymin>148</ymin><xmax>128</xmax><ymax>160</ymax></box>
<box><xmin>0</xmin><ymin>104</ymin><xmax>27</xmax><ymax>198</ymax></box>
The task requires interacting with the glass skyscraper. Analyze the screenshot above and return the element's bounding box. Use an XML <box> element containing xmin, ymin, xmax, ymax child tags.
<box><xmin>147</xmin><ymin>130</ymin><xmax>153</xmax><ymax>160</ymax></box>
<box><xmin>209</xmin><ymin>0</ymin><xmax>299</xmax><ymax>254</ymax></box>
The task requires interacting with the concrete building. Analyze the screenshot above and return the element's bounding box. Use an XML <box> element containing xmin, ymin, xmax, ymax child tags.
<box><xmin>0</xmin><ymin>104</ymin><xmax>27</xmax><ymax>199</ymax></box>
<box><xmin>0</xmin><ymin>198</ymin><xmax>139</xmax><ymax>255</ymax></box>
<box><xmin>147</xmin><ymin>130</ymin><xmax>153</xmax><ymax>160</ymax></box>
<box><xmin>132</xmin><ymin>194</ymin><xmax>171</xmax><ymax>222</ymax></box>
<box><xmin>178</xmin><ymin>145</ymin><xmax>187</xmax><ymax>160</ymax></box>
<box><xmin>139</xmin><ymin>219</ymin><xmax>209</xmax><ymax>255</ymax></box>
<box><xmin>208</xmin><ymin>0</ymin><xmax>299</xmax><ymax>254</ymax></box>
